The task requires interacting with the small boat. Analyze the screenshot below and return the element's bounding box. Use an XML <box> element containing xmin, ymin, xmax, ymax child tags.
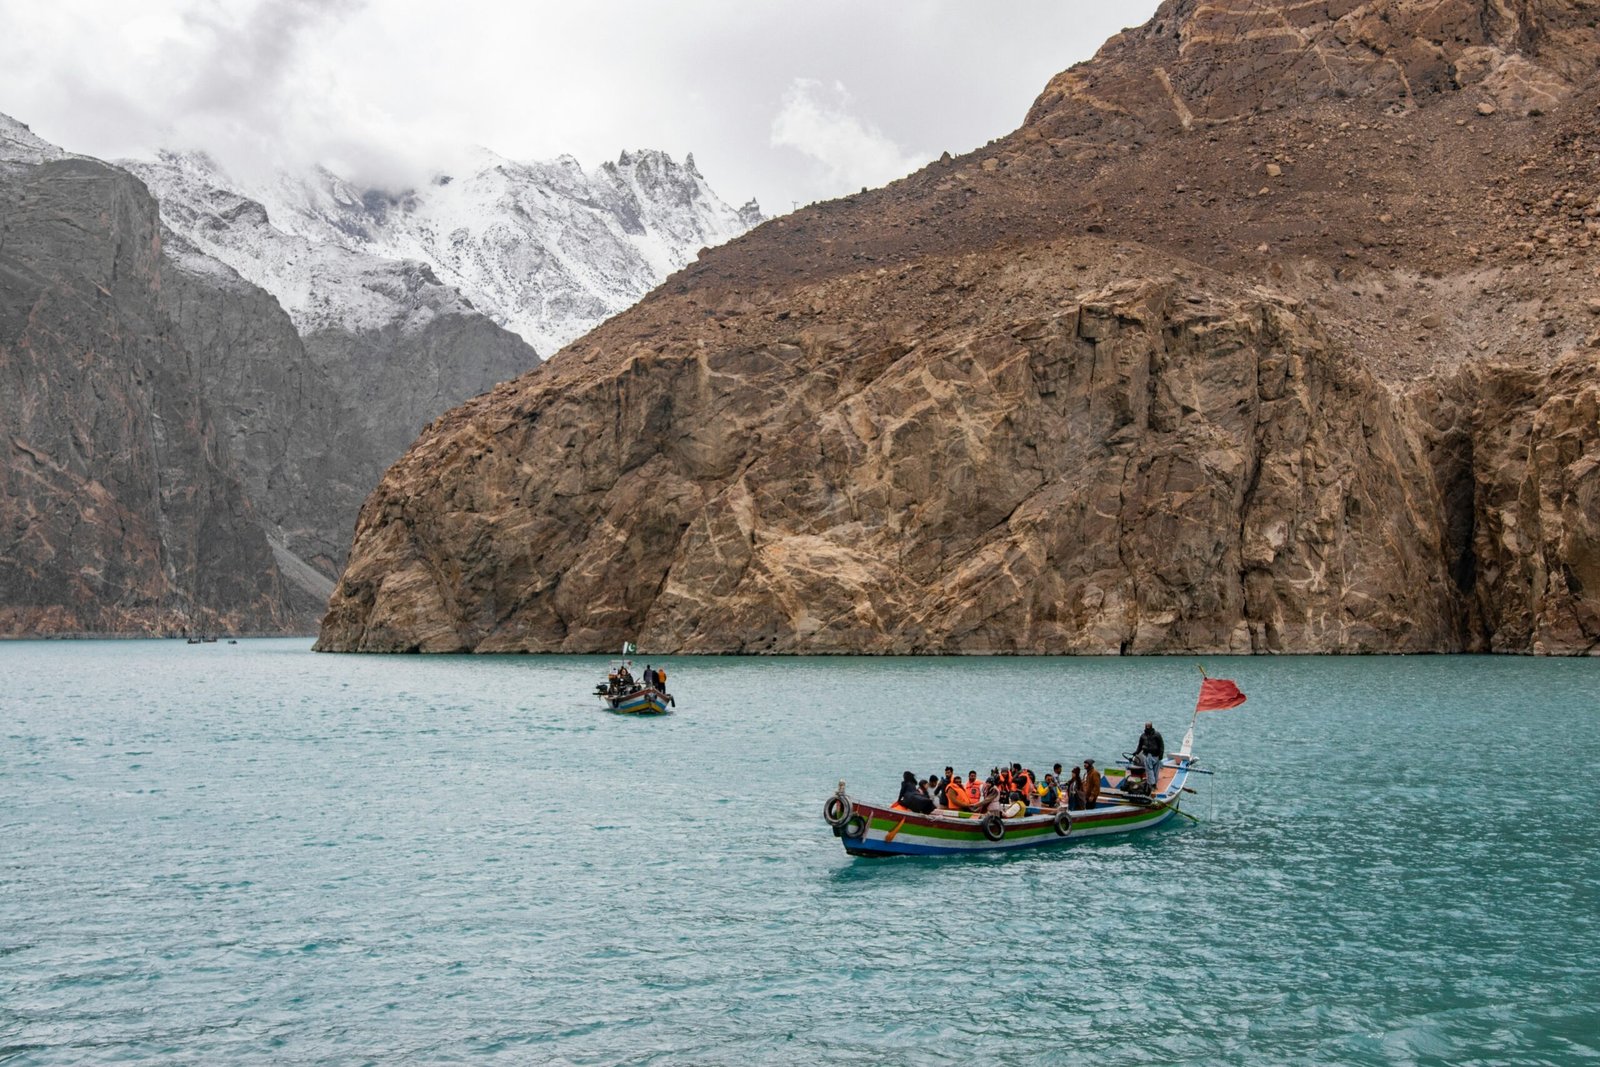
<box><xmin>593</xmin><ymin>657</ymin><xmax>673</xmax><ymax>715</ymax></box>
<box><xmin>600</xmin><ymin>686</ymin><xmax>672</xmax><ymax>715</ymax></box>
<box><xmin>185</xmin><ymin>636</ymin><xmax>202</xmax><ymax>645</ymax></box>
<box><xmin>822</xmin><ymin>675</ymin><xmax>1245</xmax><ymax>858</ymax></box>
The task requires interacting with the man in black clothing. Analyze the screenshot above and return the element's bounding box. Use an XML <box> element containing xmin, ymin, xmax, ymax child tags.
<box><xmin>1134</xmin><ymin>722</ymin><xmax>1165</xmax><ymax>793</ymax></box>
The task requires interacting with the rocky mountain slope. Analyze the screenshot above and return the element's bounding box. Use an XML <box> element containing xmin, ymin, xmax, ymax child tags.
<box><xmin>127</xmin><ymin>148</ymin><xmax>761</xmax><ymax>355</ymax></box>
<box><xmin>2</xmin><ymin>110</ymin><xmax>757</xmax><ymax>634</ymax></box>
<box><xmin>122</xmin><ymin>143</ymin><xmax>757</xmax><ymax>581</ymax></box>
<box><xmin>318</xmin><ymin>0</ymin><xmax>1600</xmax><ymax>655</ymax></box>
<box><xmin>0</xmin><ymin>149</ymin><xmax>298</xmax><ymax>634</ymax></box>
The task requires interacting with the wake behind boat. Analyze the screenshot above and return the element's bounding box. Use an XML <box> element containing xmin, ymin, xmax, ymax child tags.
<box><xmin>823</xmin><ymin>674</ymin><xmax>1247</xmax><ymax>857</ymax></box>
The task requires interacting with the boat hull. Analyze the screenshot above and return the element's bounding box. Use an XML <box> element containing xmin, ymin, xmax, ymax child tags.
<box><xmin>602</xmin><ymin>688</ymin><xmax>671</xmax><ymax>715</ymax></box>
<box><xmin>832</xmin><ymin>757</ymin><xmax>1194</xmax><ymax>857</ymax></box>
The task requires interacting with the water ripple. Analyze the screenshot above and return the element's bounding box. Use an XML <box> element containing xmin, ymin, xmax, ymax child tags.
<box><xmin>0</xmin><ymin>643</ymin><xmax>1596</xmax><ymax>1064</ymax></box>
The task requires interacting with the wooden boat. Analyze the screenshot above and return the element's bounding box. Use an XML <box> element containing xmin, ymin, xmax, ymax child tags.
<box><xmin>599</xmin><ymin>686</ymin><xmax>671</xmax><ymax>715</ymax></box>
<box><xmin>594</xmin><ymin>654</ymin><xmax>673</xmax><ymax>715</ymax></box>
<box><xmin>822</xmin><ymin>675</ymin><xmax>1245</xmax><ymax>858</ymax></box>
<box><xmin>824</xmin><ymin>742</ymin><xmax>1196</xmax><ymax>857</ymax></box>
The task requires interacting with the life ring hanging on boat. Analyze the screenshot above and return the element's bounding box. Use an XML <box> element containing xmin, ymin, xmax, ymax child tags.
<box><xmin>1053</xmin><ymin>810</ymin><xmax>1073</xmax><ymax>837</ymax></box>
<box><xmin>982</xmin><ymin>814</ymin><xmax>1006</xmax><ymax>841</ymax></box>
<box><xmin>823</xmin><ymin>795</ymin><xmax>853</xmax><ymax>828</ymax></box>
<box><xmin>841</xmin><ymin>812</ymin><xmax>869</xmax><ymax>840</ymax></box>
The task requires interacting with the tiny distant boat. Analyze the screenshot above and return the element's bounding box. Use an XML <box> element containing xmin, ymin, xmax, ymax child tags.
<box><xmin>822</xmin><ymin>675</ymin><xmax>1246</xmax><ymax>858</ymax></box>
<box><xmin>227</xmin><ymin>639</ymin><xmax>238</xmax><ymax>645</ymax></box>
<box><xmin>185</xmin><ymin>637</ymin><xmax>202</xmax><ymax>645</ymax></box>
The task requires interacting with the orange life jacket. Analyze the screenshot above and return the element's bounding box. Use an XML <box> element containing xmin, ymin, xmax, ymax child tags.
<box><xmin>945</xmin><ymin>782</ymin><xmax>971</xmax><ymax>808</ymax></box>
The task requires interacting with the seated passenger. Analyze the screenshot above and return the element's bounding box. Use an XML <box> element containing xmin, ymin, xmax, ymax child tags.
<box><xmin>897</xmin><ymin>771</ymin><xmax>934</xmax><ymax>814</ymax></box>
<box><xmin>944</xmin><ymin>777</ymin><xmax>974</xmax><ymax>810</ymax></box>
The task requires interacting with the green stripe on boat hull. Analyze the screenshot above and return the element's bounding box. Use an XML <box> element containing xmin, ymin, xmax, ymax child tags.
<box><xmin>842</xmin><ymin>806</ymin><xmax>1174</xmax><ymax>856</ymax></box>
<box><xmin>831</xmin><ymin>756</ymin><xmax>1197</xmax><ymax>858</ymax></box>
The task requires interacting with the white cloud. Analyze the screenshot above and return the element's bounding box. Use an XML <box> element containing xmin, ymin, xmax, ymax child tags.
<box><xmin>770</xmin><ymin>78</ymin><xmax>925</xmax><ymax>200</ymax></box>
<box><xmin>0</xmin><ymin>0</ymin><xmax>1165</xmax><ymax>213</ymax></box>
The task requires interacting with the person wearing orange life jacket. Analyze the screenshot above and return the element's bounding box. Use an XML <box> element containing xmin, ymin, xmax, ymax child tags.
<box><xmin>944</xmin><ymin>777</ymin><xmax>973</xmax><ymax>810</ymax></box>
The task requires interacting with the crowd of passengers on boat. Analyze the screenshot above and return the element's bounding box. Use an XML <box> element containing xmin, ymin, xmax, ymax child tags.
<box><xmin>600</xmin><ymin>662</ymin><xmax>674</xmax><ymax>703</ymax></box>
<box><xmin>891</xmin><ymin>724</ymin><xmax>1166</xmax><ymax>816</ymax></box>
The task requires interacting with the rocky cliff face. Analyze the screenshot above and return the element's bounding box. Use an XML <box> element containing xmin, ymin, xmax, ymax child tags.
<box><xmin>123</xmin><ymin>142</ymin><xmax>760</xmax><ymax>583</ymax></box>
<box><xmin>0</xmin><ymin>157</ymin><xmax>297</xmax><ymax>634</ymax></box>
<box><xmin>0</xmin><ymin>117</ymin><xmax>548</xmax><ymax>634</ymax></box>
<box><xmin>319</xmin><ymin>0</ymin><xmax>1600</xmax><ymax>655</ymax></box>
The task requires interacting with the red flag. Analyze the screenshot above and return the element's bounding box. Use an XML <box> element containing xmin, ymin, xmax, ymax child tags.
<box><xmin>1196</xmin><ymin>677</ymin><xmax>1247</xmax><ymax>712</ymax></box>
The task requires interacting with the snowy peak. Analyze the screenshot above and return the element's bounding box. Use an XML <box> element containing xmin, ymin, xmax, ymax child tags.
<box><xmin>124</xmin><ymin>152</ymin><xmax>479</xmax><ymax>337</ymax></box>
<box><xmin>125</xmin><ymin>144</ymin><xmax>762</xmax><ymax>355</ymax></box>
<box><xmin>0</xmin><ymin>113</ymin><xmax>67</xmax><ymax>166</ymax></box>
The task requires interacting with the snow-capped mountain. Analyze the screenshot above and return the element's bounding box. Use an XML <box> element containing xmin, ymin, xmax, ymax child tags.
<box><xmin>0</xmin><ymin>113</ymin><xmax>66</xmax><ymax>166</ymax></box>
<box><xmin>126</xmin><ymin>147</ymin><xmax>762</xmax><ymax>355</ymax></box>
<box><xmin>124</xmin><ymin>153</ymin><xmax>490</xmax><ymax>339</ymax></box>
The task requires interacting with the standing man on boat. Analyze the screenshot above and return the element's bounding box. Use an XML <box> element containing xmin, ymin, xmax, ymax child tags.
<box><xmin>1134</xmin><ymin>723</ymin><xmax>1165</xmax><ymax>794</ymax></box>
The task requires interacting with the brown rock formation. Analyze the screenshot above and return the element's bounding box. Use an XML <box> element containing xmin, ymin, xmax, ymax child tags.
<box><xmin>318</xmin><ymin>0</ymin><xmax>1600</xmax><ymax>654</ymax></box>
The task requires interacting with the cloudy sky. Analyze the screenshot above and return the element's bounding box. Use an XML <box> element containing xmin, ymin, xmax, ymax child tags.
<box><xmin>0</xmin><ymin>0</ymin><xmax>1162</xmax><ymax>212</ymax></box>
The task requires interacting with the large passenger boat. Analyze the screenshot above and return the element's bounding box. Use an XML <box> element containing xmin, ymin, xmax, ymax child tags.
<box><xmin>822</xmin><ymin>675</ymin><xmax>1245</xmax><ymax>857</ymax></box>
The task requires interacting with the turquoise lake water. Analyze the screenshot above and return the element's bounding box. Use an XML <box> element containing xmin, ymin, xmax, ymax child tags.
<box><xmin>1</xmin><ymin>640</ymin><xmax>1596</xmax><ymax>1065</ymax></box>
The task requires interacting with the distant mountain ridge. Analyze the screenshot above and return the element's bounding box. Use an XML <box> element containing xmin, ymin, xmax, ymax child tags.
<box><xmin>0</xmin><ymin>111</ymin><xmax>758</xmax><ymax>635</ymax></box>
<box><xmin>126</xmin><ymin>146</ymin><xmax>762</xmax><ymax>355</ymax></box>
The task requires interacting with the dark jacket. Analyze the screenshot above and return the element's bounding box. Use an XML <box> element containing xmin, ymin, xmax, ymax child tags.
<box><xmin>898</xmin><ymin>779</ymin><xmax>934</xmax><ymax>814</ymax></box>
<box><xmin>1136</xmin><ymin>728</ymin><xmax>1165</xmax><ymax>760</ymax></box>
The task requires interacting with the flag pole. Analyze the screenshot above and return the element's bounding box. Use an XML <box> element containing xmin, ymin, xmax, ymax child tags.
<box><xmin>1182</xmin><ymin>663</ymin><xmax>1204</xmax><ymax>757</ymax></box>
